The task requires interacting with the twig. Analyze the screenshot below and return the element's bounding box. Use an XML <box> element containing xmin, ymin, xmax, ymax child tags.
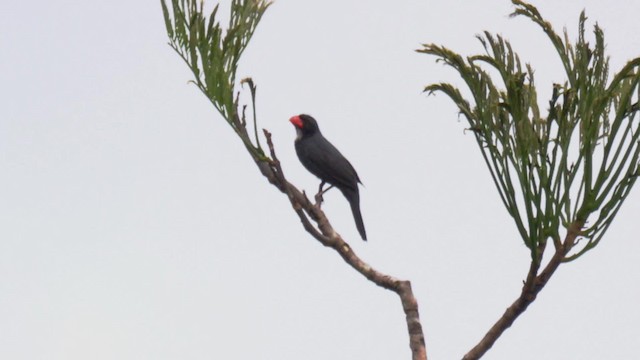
<box><xmin>242</xmin><ymin>78</ymin><xmax>262</xmax><ymax>151</ymax></box>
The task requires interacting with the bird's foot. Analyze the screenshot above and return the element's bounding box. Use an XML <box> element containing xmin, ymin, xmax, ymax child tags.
<box><xmin>314</xmin><ymin>184</ymin><xmax>334</xmax><ymax>207</ymax></box>
<box><xmin>314</xmin><ymin>191</ymin><xmax>324</xmax><ymax>207</ymax></box>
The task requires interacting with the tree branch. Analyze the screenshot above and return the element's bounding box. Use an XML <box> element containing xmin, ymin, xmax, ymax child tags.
<box><xmin>260</xmin><ymin>129</ymin><xmax>427</xmax><ymax>360</ymax></box>
<box><xmin>462</xmin><ymin>220</ymin><xmax>585</xmax><ymax>360</ymax></box>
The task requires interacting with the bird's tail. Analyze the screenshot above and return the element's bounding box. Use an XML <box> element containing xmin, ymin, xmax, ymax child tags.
<box><xmin>341</xmin><ymin>187</ymin><xmax>367</xmax><ymax>241</ymax></box>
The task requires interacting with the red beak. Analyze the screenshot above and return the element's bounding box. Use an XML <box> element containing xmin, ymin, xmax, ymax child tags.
<box><xmin>289</xmin><ymin>115</ymin><xmax>303</xmax><ymax>128</ymax></box>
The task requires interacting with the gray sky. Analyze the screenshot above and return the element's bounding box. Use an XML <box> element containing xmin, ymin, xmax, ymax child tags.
<box><xmin>2</xmin><ymin>1</ymin><xmax>639</xmax><ymax>359</ymax></box>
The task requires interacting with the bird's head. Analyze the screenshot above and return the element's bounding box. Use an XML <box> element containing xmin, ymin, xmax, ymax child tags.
<box><xmin>289</xmin><ymin>114</ymin><xmax>320</xmax><ymax>140</ymax></box>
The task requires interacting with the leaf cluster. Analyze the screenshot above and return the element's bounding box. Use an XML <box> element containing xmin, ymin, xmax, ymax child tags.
<box><xmin>161</xmin><ymin>0</ymin><xmax>271</xmax><ymax>154</ymax></box>
<box><xmin>419</xmin><ymin>0</ymin><xmax>640</xmax><ymax>261</ymax></box>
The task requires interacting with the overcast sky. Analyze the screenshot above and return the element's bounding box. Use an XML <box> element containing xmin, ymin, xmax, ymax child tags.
<box><xmin>2</xmin><ymin>1</ymin><xmax>639</xmax><ymax>359</ymax></box>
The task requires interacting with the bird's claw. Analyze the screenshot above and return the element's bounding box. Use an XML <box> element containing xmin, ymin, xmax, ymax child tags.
<box><xmin>314</xmin><ymin>191</ymin><xmax>325</xmax><ymax>207</ymax></box>
<box><xmin>314</xmin><ymin>183</ymin><xmax>335</xmax><ymax>207</ymax></box>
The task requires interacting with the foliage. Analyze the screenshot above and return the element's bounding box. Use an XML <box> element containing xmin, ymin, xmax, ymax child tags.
<box><xmin>161</xmin><ymin>0</ymin><xmax>271</xmax><ymax>156</ymax></box>
<box><xmin>419</xmin><ymin>0</ymin><xmax>640</xmax><ymax>262</ymax></box>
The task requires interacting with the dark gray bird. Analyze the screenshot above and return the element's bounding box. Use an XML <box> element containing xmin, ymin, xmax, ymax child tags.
<box><xmin>289</xmin><ymin>114</ymin><xmax>367</xmax><ymax>240</ymax></box>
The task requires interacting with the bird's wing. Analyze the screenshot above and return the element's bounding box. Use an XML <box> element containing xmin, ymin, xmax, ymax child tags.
<box><xmin>298</xmin><ymin>136</ymin><xmax>361</xmax><ymax>190</ymax></box>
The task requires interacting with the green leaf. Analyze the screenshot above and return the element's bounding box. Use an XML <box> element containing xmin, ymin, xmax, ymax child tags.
<box><xmin>420</xmin><ymin>0</ymin><xmax>640</xmax><ymax>260</ymax></box>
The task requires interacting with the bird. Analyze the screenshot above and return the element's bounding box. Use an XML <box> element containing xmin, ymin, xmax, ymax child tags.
<box><xmin>289</xmin><ymin>114</ymin><xmax>367</xmax><ymax>241</ymax></box>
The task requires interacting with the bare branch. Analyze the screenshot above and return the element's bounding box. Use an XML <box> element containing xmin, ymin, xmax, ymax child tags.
<box><xmin>261</xmin><ymin>129</ymin><xmax>427</xmax><ymax>360</ymax></box>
